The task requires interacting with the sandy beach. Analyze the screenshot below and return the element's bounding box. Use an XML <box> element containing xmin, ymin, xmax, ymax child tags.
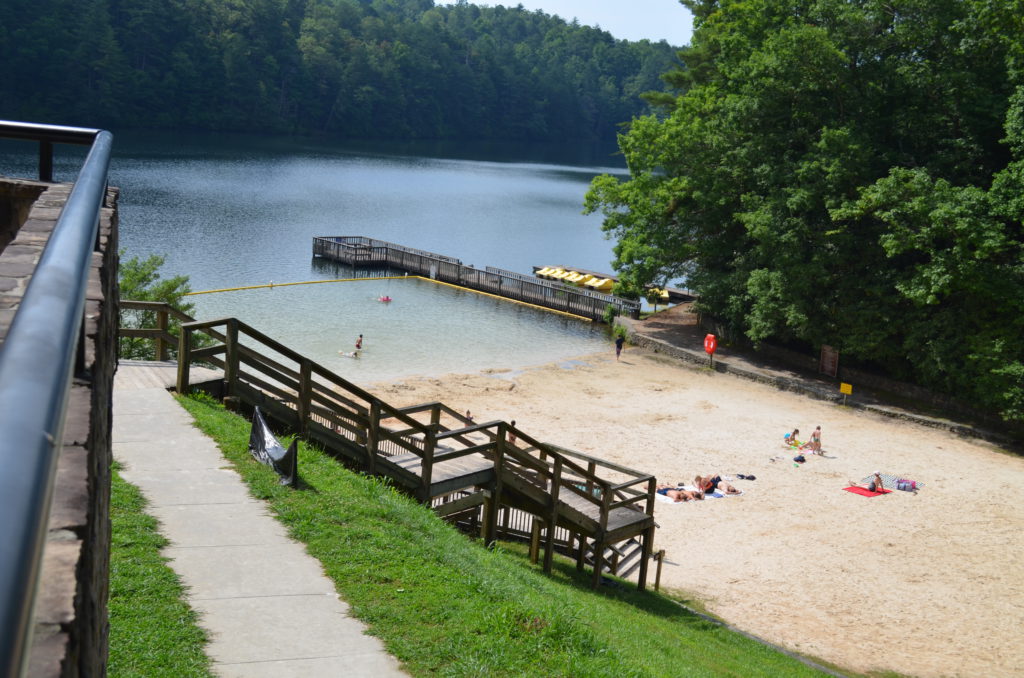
<box><xmin>369</xmin><ymin>348</ymin><xmax>1024</xmax><ymax>677</ymax></box>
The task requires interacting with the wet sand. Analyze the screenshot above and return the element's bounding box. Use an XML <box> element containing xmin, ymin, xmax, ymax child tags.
<box><xmin>369</xmin><ymin>348</ymin><xmax>1024</xmax><ymax>677</ymax></box>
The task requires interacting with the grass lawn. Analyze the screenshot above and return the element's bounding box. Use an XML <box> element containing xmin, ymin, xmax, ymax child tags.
<box><xmin>177</xmin><ymin>392</ymin><xmax>831</xmax><ymax>677</ymax></box>
<box><xmin>108</xmin><ymin>463</ymin><xmax>215</xmax><ymax>677</ymax></box>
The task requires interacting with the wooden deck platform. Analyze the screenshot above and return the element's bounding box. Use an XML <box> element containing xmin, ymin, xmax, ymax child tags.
<box><xmin>383</xmin><ymin>450</ymin><xmax>495</xmax><ymax>498</ymax></box>
<box><xmin>115</xmin><ymin>360</ymin><xmax>222</xmax><ymax>390</ymax></box>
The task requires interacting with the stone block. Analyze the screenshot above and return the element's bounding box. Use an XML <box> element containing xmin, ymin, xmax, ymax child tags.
<box><xmin>27</xmin><ymin>625</ymin><xmax>68</xmax><ymax>678</ymax></box>
<box><xmin>49</xmin><ymin>445</ymin><xmax>90</xmax><ymax>532</ymax></box>
<box><xmin>34</xmin><ymin>539</ymin><xmax>83</xmax><ymax>626</ymax></box>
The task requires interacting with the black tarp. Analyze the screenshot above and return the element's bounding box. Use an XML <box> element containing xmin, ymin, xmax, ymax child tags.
<box><xmin>248</xmin><ymin>406</ymin><xmax>298</xmax><ymax>487</ymax></box>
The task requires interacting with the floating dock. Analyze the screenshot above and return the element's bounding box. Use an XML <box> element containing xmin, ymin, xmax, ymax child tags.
<box><xmin>313</xmin><ymin>236</ymin><xmax>641</xmax><ymax>322</ymax></box>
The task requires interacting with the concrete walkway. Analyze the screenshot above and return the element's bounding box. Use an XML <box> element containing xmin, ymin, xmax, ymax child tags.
<box><xmin>113</xmin><ymin>362</ymin><xmax>408</xmax><ymax>677</ymax></box>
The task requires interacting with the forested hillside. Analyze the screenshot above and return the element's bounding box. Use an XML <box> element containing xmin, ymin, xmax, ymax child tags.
<box><xmin>587</xmin><ymin>0</ymin><xmax>1024</xmax><ymax>425</ymax></box>
<box><xmin>0</xmin><ymin>0</ymin><xmax>680</xmax><ymax>141</ymax></box>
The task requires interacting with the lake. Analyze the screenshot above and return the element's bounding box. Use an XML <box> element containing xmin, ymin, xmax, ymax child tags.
<box><xmin>1</xmin><ymin>132</ymin><xmax>628</xmax><ymax>382</ymax></box>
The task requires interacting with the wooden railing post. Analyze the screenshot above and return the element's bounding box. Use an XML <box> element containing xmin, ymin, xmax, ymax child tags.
<box><xmin>155</xmin><ymin>308</ymin><xmax>168</xmax><ymax>361</ymax></box>
<box><xmin>297</xmin><ymin>359</ymin><xmax>312</xmax><ymax>435</ymax></box>
<box><xmin>543</xmin><ymin>458</ymin><xmax>563</xmax><ymax>574</ymax></box>
<box><xmin>365</xmin><ymin>402</ymin><xmax>381</xmax><ymax>474</ymax></box>
<box><xmin>591</xmin><ymin>486</ymin><xmax>612</xmax><ymax>589</ymax></box>
<box><xmin>483</xmin><ymin>424</ymin><xmax>506</xmax><ymax>546</ymax></box>
<box><xmin>637</xmin><ymin>525</ymin><xmax>655</xmax><ymax>591</ymax></box>
<box><xmin>223</xmin><ymin>318</ymin><xmax>239</xmax><ymax>398</ymax></box>
<box><xmin>176</xmin><ymin>323</ymin><xmax>193</xmax><ymax>394</ymax></box>
<box><xmin>529</xmin><ymin>518</ymin><xmax>541</xmax><ymax>564</ymax></box>
<box><xmin>420</xmin><ymin>428</ymin><xmax>435</xmax><ymax>503</ymax></box>
<box><xmin>654</xmin><ymin>549</ymin><xmax>665</xmax><ymax>591</ymax></box>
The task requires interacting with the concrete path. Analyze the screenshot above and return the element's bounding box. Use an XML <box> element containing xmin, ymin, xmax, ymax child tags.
<box><xmin>113</xmin><ymin>362</ymin><xmax>408</xmax><ymax>677</ymax></box>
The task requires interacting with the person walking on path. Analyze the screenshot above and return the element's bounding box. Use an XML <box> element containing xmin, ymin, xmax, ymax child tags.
<box><xmin>615</xmin><ymin>335</ymin><xmax>625</xmax><ymax>361</ymax></box>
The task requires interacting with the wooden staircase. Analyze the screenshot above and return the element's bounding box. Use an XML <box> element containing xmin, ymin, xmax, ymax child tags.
<box><xmin>121</xmin><ymin>300</ymin><xmax>658</xmax><ymax>589</ymax></box>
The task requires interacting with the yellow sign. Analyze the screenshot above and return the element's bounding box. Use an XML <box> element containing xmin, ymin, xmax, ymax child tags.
<box><xmin>839</xmin><ymin>382</ymin><xmax>853</xmax><ymax>395</ymax></box>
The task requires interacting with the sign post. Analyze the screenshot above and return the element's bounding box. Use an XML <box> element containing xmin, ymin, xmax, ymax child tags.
<box><xmin>839</xmin><ymin>382</ymin><xmax>852</xmax><ymax>406</ymax></box>
<box><xmin>704</xmin><ymin>333</ymin><xmax>717</xmax><ymax>368</ymax></box>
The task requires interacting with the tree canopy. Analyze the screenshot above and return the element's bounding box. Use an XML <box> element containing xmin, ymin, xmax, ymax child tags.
<box><xmin>0</xmin><ymin>0</ymin><xmax>680</xmax><ymax>142</ymax></box>
<box><xmin>586</xmin><ymin>0</ymin><xmax>1024</xmax><ymax>424</ymax></box>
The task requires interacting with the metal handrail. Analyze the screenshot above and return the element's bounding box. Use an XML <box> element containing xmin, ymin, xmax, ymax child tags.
<box><xmin>0</xmin><ymin>120</ymin><xmax>103</xmax><ymax>182</ymax></box>
<box><xmin>0</xmin><ymin>120</ymin><xmax>112</xmax><ymax>676</ymax></box>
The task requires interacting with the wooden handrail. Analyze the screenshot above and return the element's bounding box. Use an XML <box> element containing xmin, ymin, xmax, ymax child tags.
<box><xmin>122</xmin><ymin>301</ymin><xmax>657</xmax><ymax>553</ymax></box>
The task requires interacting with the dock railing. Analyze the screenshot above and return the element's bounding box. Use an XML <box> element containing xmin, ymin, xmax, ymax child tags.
<box><xmin>312</xmin><ymin>236</ymin><xmax>641</xmax><ymax>320</ymax></box>
<box><xmin>0</xmin><ymin>120</ymin><xmax>112</xmax><ymax>676</ymax></box>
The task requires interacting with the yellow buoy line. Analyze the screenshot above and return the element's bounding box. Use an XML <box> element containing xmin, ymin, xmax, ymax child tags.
<box><xmin>185</xmin><ymin>275</ymin><xmax>591</xmax><ymax>322</ymax></box>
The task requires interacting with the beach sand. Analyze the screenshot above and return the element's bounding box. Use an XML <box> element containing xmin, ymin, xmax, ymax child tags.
<box><xmin>369</xmin><ymin>348</ymin><xmax>1024</xmax><ymax>677</ymax></box>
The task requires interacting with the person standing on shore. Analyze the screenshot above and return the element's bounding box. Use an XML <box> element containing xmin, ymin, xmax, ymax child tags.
<box><xmin>801</xmin><ymin>426</ymin><xmax>822</xmax><ymax>454</ymax></box>
<box><xmin>615</xmin><ymin>335</ymin><xmax>625</xmax><ymax>361</ymax></box>
<box><xmin>355</xmin><ymin>334</ymin><xmax>363</xmax><ymax>350</ymax></box>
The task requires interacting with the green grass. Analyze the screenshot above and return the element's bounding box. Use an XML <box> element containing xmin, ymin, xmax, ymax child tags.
<box><xmin>177</xmin><ymin>393</ymin><xmax>831</xmax><ymax>677</ymax></box>
<box><xmin>108</xmin><ymin>463</ymin><xmax>215</xmax><ymax>677</ymax></box>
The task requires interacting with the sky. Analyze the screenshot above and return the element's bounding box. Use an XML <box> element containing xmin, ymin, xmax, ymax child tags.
<box><xmin>435</xmin><ymin>0</ymin><xmax>693</xmax><ymax>45</ymax></box>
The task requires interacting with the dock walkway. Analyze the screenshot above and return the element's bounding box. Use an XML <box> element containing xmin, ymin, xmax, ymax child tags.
<box><xmin>312</xmin><ymin>235</ymin><xmax>641</xmax><ymax>321</ymax></box>
<box><xmin>113</xmin><ymin>361</ymin><xmax>408</xmax><ymax>677</ymax></box>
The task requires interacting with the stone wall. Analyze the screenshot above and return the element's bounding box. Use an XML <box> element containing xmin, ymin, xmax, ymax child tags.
<box><xmin>0</xmin><ymin>178</ymin><xmax>119</xmax><ymax>677</ymax></box>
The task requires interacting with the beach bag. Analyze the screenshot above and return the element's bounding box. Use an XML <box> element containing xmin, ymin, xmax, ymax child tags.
<box><xmin>896</xmin><ymin>479</ymin><xmax>917</xmax><ymax>492</ymax></box>
<box><xmin>793</xmin><ymin>454</ymin><xmax>806</xmax><ymax>463</ymax></box>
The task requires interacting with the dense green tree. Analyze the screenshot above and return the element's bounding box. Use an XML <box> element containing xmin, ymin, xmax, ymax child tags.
<box><xmin>0</xmin><ymin>0</ymin><xmax>682</xmax><ymax>142</ymax></box>
<box><xmin>119</xmin><ymin>253</ymin><xmax>196</xmax><ymax>360</ymax></box>
<box><xmin>586</xmin><ymin>0</ymin><xmax>1024</xmax><ymax>423</ymax></box>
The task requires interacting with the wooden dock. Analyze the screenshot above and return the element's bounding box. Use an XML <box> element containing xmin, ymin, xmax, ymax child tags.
<box><xmin>126</xmin><ymin>301</ymin><xmax>659</xmax><ymax>589</ymax></box>
<box><xmin>312</xmin><ymin>236</ymin><xmax>641</xmax><ymax>321</ymax></box>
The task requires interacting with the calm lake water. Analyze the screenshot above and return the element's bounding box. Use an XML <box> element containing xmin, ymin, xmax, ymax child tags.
<box><xmin>1</xmin><ymin>132</ymin><xmax>629</xmax><ymax>382</ymax></box>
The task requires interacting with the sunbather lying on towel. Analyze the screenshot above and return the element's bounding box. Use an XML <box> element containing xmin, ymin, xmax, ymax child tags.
<box><xmin>848</xmin><ymin>472</ymin><xmax>885</xmax><ymax>493</ymax></box>
<box><xmin>656</xmin><ymin>484</ymin><xmax>703</xmax><ymax>502</ymax></box>
<box><xmin>695</xmin><ymin>474</ymin><xmax>741</xmax><ymax>495</ymax></box>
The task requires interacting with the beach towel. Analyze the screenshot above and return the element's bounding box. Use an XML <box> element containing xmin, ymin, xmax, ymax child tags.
<box><xmin>861</xmin><ymin>473</ymin><xmax>923</xmax><ymax>491</ymax></box>
<box><xmin>843</xmin><ymin>486</ymin><xmax>891</xmax><ymax>497</ymax></box>
<box><xmin>679</xmin><ymin>484</ymin><xmax>743</xmax><ymax>497</ymax></box>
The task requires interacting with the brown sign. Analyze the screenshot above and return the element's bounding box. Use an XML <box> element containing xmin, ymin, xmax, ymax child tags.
<box><xmin>819</xmin><ymin>345</ymin><xmax>839</xmax><ymax>377</ymax></box>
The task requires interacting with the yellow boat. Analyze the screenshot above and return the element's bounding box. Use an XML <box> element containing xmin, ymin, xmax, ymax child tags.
<box><xmin>648</xmin><ymin>287</ymin><xmax>670</xmax><ymax>301</ymax></box>
<box><xmin>550</xmin><ymin>269</ymin><xmax>573</xmax><ymax>280</ymax></box>
<box><xmin>586</xmin><ymin>277</ymin><xmax>614</xmax><ymax>292</ymax></box>
<box><xmin>573</xmin><ymin>273</ymin><xmax>595</xmax><ymax>286</ymax></box>
<box><xmin>564</xmin><ymin>271</ymin><xmax>586</xmax><ymax>283</ymax></box>
<box><xmin>537</xmin><ymin>266</ymin><xmax>562</xmax><ymax>278</ymax></box>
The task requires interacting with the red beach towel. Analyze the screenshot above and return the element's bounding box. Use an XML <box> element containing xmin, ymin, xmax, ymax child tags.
<box><xmin>843</xmin><ymin>486</ymin><xmax>891</xmax><ymax>497</ymax></box>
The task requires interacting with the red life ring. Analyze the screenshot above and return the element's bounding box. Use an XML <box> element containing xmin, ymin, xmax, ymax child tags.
<box><xmin>704</xmin><ymin>334</ymin><xmax>717</xmax><ymax>355</ymax></box>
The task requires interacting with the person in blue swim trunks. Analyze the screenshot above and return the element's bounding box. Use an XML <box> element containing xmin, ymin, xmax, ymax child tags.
<box><xmin>695</xmin><ymin>474</ymin><xmax>741</xmax><ymax>495</ymax></box>
<box><xmin>656</xmin><ymin>484</ymin><xmax>701</xmax><ymax>502</ymax></box>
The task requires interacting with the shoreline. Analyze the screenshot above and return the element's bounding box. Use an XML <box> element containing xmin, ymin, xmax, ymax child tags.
<box><xmin>368</xmin><ymin>347</ymin><xmax>1024</xmax><ymax>677</ymax></box>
